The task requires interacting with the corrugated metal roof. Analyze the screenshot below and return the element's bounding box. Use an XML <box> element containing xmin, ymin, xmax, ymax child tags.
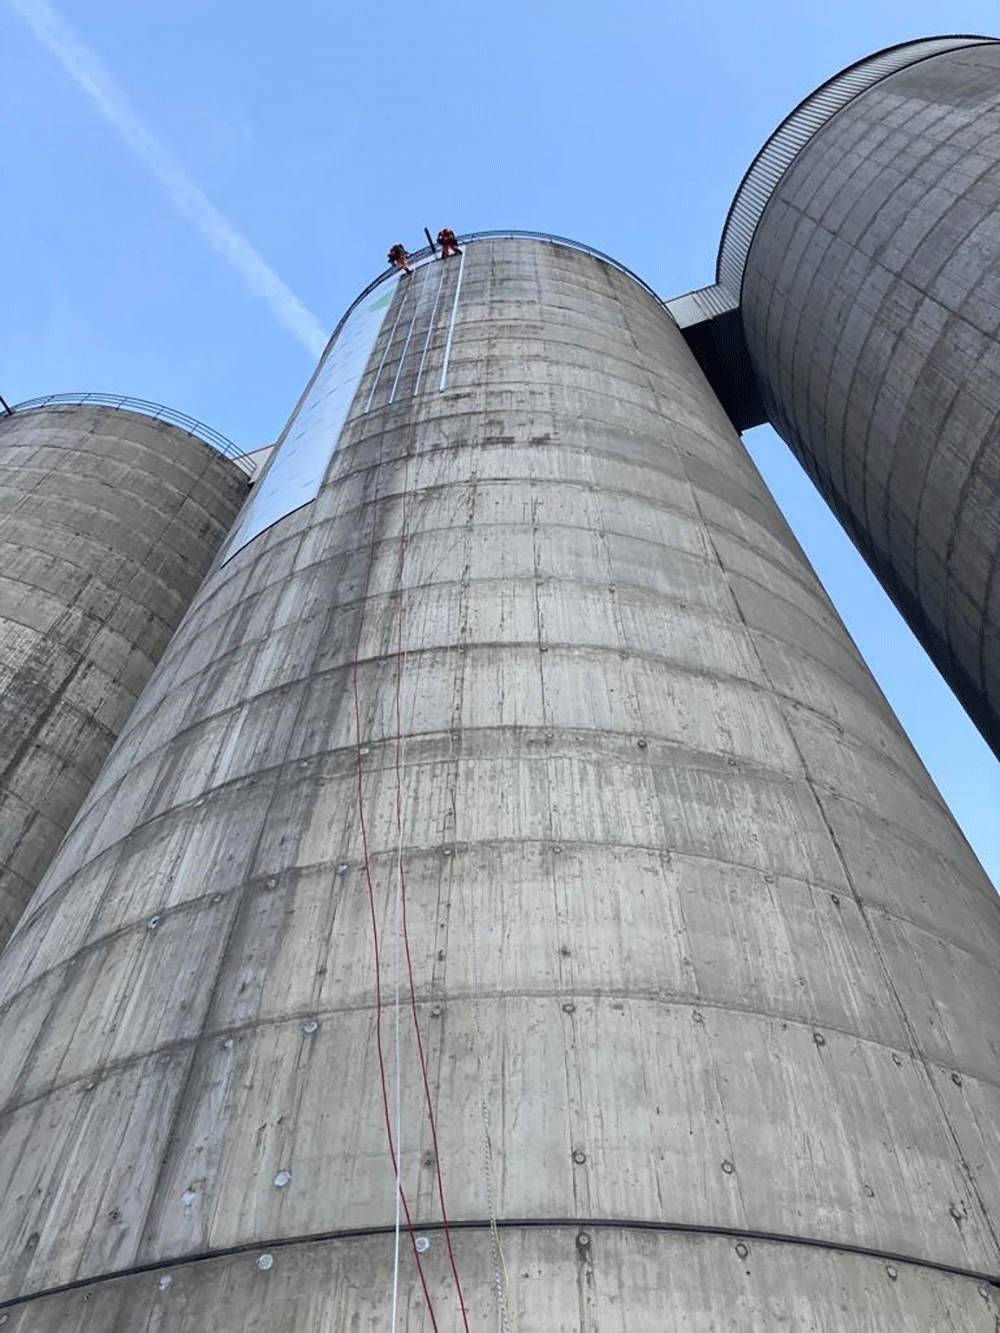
<box><xmin>664</xmin><ymin>285</ymin><xmax>738</xmax><ymax>328</ymax></box>
<box><xmin>716</xmin><ymin>35</ymin><xmax>998</xmax><ymax>296</ymax></box>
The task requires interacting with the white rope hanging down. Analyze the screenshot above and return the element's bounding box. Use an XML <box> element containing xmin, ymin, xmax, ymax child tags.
<box><xmin>391</xmin><ymin>693</ymin><xmax>406</xmax><ymax>1328</ymax></box>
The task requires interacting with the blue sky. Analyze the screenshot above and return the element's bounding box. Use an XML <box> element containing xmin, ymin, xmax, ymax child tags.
<box><xmin>2</xmin><ymin>1</ymin><xmax>998</xmax><ymax>884</ymax></box>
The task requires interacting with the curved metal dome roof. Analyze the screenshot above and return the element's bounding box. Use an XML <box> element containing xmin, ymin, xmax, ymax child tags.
<box><xmin>716</xmin><ymin>35</ymin><xmax>998</xmax><ymax>296</ymax></box>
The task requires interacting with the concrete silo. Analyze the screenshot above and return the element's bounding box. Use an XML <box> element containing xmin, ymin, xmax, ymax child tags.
<box><xmin>0</xmin><ymin>236</ymin><xmax>997</xmax><ymax>1328</ymax></box>
<box><xmin>721</xmin><ymin>36</ymin><xmax>1000</xmax><ymax>758</ymax></box>
<box><xmin>0</xmin><ymin>400</ymin><xmax>250</xmax><ymax>948</ymax></box>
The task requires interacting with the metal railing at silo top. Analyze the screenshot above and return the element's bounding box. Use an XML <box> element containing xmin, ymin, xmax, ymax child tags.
<box><xmin>324</xmin><ymin>229</ymin><xmax>672</xmax><ymax>352</ymax></box>
<box><xmin>7</xmin><ymin>392</ymin><xmax>256</xmax><ymax>475</ymax></box>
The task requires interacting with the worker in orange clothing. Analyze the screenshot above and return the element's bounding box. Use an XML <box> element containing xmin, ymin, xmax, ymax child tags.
<box><xmin>388</xmin><ymin>243</ymin><xmax>412</xmax><ymax>274</ymax></box>
<box><xmin>437</xmin><ymin>228</ymin><xmax>462</xmax><ymax>258</ymax></box>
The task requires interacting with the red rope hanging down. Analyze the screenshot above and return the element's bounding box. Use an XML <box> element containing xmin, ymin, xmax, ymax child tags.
<box><xmin>391</xmin><ymin>425</ymin><xmax>472</xmax><ymax>1333</ymax></box>
<box><xmin>351</xmin><ymin>420</ymin><xmax>441</xmax><ymax>1330</ymax></box>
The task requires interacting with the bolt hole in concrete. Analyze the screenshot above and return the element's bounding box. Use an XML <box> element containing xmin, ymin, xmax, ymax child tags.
<box><xmin>735</xmin><ymin>1242</ymin><xmax>749</xmax><ymax>1259</ymax></box>
<box><xmin>576</xmin><ymin>1232</ymin><xmax>591</xmax><ymax>1251</ymax></box>
<box><xmin>637</xmin><ymin>738</ymin><xmax>647</xmax><ymax>749</ymax></box>
<box><xmin>158</xmin><ymin>1275</ymin><xmax>172</xmax><ymax>1290</ymax></box>
<box><xmin>572</xmin><ymin>1149</ymin><xmax>587</xmax><ymax>1165</ymax></box>
<box><xmin>721</xmin><ymin>1160</ymin><xmax>735</xmax><ymax>1175</ymax></box>
<box><xmin>415</xmin><ymin>1236</ymin><xmax>431</xmax><ymax>1253</ymax></box>
<box><xmin>813</xmin><ymin>1032</ymin><xmax>826</xmax><ymax>1047</ymax></box>
<box><xmin>274</xmin><ymin>1170</ymin><xmax>291</xmax><ymax>1188</ymax></box>
<box><xmin>146</xmin><ymin>916</ymin><xmax>161</xmax><ymax>931</ymax></box>
<box><xmin>886</xmin><ymin>1265</ymin><xmax>898</xmax><ymax>1281</ymax></box>
<box><xmin>562</xmin><ymin>1002</ymin><xmax>576</xmax><ymax>1014</ymax></box>
<box><xmin>301</xmin><ymin>1020</ymin><xmax>318</xmax><ymax>1035</ymax></box>
<box><xmin>952</xmin><ymin>1072</ymin><xmax>963</xmax><ymax>1086</ymax></box>
<box><xmin>257</xmin><ymin>1254</ymin><xmax>273</xmax><ymax>1271</ymax></box>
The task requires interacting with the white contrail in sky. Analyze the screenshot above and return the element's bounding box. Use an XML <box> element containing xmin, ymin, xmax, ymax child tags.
<box><xmin>8</xmin><ymin>0</ymin><xmax>328</xmax><ymax>358</ymax></box>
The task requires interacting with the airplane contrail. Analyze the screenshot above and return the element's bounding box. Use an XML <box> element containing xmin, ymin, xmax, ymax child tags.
<box><xmin>8</xmin><ymin>0</ymin><xmax>329</xmax><ymax>358</ymax></box>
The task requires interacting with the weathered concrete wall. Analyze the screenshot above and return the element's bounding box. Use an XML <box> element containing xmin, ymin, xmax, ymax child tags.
<box><xmin>0</xmin><ymin>240</ymin><xmax>997</xmax><ymax>1327</ymax></box>
<box><xmin>0</xmin><ymin>406</ymin><xmax>248</xmax><ymax>948</ymax></box>
<box><xmin>741</xmin><ymin>42</ymin><xmax>1000</xmax><ymax>758</ymax></box>
<box><xmin>0</xmin><ymin>1230</ymin><xmax>996</xmax><ymax>1331</ymax></box>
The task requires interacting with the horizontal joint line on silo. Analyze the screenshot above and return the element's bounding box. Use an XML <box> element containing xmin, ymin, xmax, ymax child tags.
<box><xmin>269</xmin><ymin>516</ymin><xmax>820</xmax><ymax>601</ymax></box>
<box><xmin>4</xmin><ymin>986</ymin><xmax>998</xmax><ymax>1133</ymax></box>
<box><xmin>308</xmin><ymin>436</ymin><xmax>696</xmax><ymax>490</ymax></box>
<box><xmin>1</xmin><ymin>1218</ymin><xmax>997</xmax><ymax>1312</ymax></box>
<box><xmin>8</xmin><ymin>798</ymin><xmax>996</xmax><ymax>1016</ymax></box>
<box><xmin>63</xmin><ymin>722</ymin><xmax>955</xmax><ymax>888</ymax></box>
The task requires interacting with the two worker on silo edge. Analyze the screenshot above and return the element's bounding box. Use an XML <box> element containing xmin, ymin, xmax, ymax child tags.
<box><xmin>387</xmin><ymin>230</ymin><xmax>461</xmax><ymax>273</ymax></box>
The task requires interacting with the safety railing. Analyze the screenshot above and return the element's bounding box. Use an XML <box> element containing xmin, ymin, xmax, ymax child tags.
<box><xmin>322</xmin><ymin>229</ymin><xmax>670</xmax><ymax>356</ymax></box>
<box><xmin>6</xmin><ymin>392</ymin><xmax>256</xmax><ymax>474</ymax></box>
<box><xmin>450</xmin><ymin>230</ymin><xmax>667</xmax><ymax>310</ymax></box>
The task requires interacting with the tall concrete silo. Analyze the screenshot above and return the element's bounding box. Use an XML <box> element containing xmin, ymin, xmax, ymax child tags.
<box><xmin>723</xmin><ymin>36</ymin><xmax>1000</xmax><ymax>757</ymax></box>
<box><xmin>0</xmin><ymin>238</ymin><xmax>997</xmax><ymax>1329</ymax></box>
<box><xmin>0</xmin><ymin>401</ymin><xmax>250</xmax><ymax>949</ymax></box>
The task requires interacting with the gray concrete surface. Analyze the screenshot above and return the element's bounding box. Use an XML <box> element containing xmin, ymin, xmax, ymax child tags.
<box><xmin>741</xmin><ymin>42</ymin><xmax>1000</xmax><ymax>759</ymax></box>
<box><xmin>0</xmin><ymin>1229</ymin><xmax>997</xmax><ymax>1331</ymax></box>
<box><xmin>0</xmin><ymin>240</ymin><xmax>998</xmax><ymax>1327</ymax></box>
<box><xmin>0</xmin><ymin>405</ymin><xmax>248</xmax><ymax>948</ymax></box>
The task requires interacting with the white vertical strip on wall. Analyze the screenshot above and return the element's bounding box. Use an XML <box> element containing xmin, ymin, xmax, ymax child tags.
<box><xmin>438</xmin><ymin>249</ymin><xmax>466</xmax><ymax>393</ymax></box>
<box><xmin>412</xmin><ymin>262</ymin><xmax>448</xmax><ymax>399</ymax></box>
